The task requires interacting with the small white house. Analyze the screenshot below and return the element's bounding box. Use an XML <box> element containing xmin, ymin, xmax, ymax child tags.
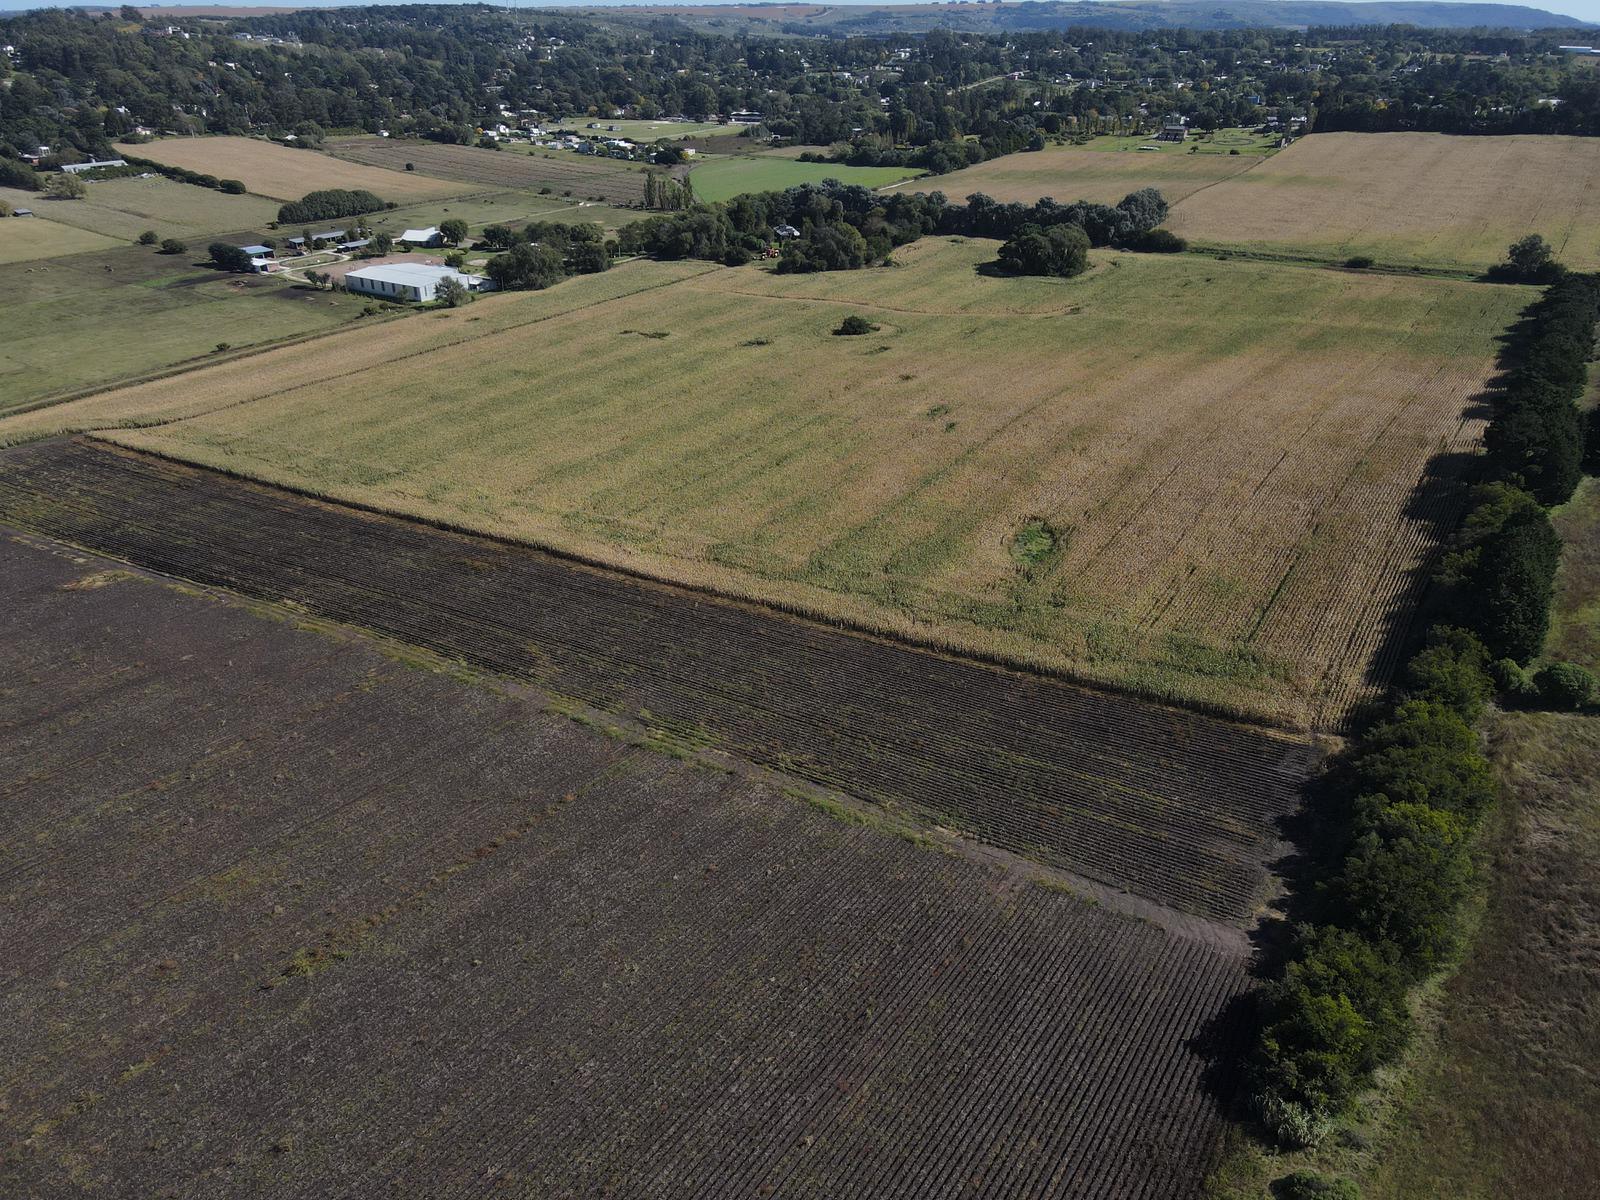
<box><xmin>397</xmin><ymin>226</ymin><xmax>443</xmax><ymax>247</ymax></box>
<box><xmin>343</xmin><ymin>263</ymin><xmax>492</xmax><ymax>303</ymax></box>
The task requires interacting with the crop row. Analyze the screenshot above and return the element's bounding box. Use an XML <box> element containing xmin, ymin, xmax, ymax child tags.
<box><xmin>0</xmin><ymin>440</ymin><xmax>1314</xmax><ymax>921</ymax></box>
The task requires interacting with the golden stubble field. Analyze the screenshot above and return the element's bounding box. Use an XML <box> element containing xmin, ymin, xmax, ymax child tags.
<box><xmin>114</xmin><ymin>136</ymin><xmax>465</xmax><ymax>203</ymax></box>
<box><xmin>1168</xmin><ymin>132</ymin><xmax>1600</xmax><ymax>271</ymax></box>
<box><xmin>7</xmin><ymin>240</ymin><xmax>1530</xmax><ymax>727</ymax></box>
<box><xmin>895</xmin><ymin>141</ymin><xmax>1264</xmax><ymax>206</ymax></box>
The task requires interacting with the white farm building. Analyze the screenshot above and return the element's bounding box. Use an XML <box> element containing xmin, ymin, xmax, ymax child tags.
<box><xmin>343</xmin><ymin>263</ymin><xmax>493</xmax><ymax>303</ymax></box>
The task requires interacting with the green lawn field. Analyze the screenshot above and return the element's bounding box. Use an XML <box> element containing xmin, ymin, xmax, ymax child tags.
<box><xmin>688</xmin><ymin>154</ymin><xmax>924</xmax><ymax>202</ymax></box>
<box><xmin>4</xmin><ymin>177</ymin><xmax>279</xmax><ymax>243</ymax></box>
<box><xmin>0</xmin><ymin>204</ymin><xmax>124</xmax><ymax>263</ymax></box>
<box><xmin>0</xmin><ymin>244</ymin><xmax>369</xmax><ymax>410</ymax></box>
<box><xmin>13</xmin><ymin>239</ymin><xmax>1525</xmax><ymax>728</ymax></box>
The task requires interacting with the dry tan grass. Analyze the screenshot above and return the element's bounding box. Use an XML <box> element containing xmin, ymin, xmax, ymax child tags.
<box><xmin>894</xmin><ymin>142</ymin><xmax>1262</xmax><ymax>206</ymax></box>
<box><xmin>114</xmin><ymin>137</ymin><xmax>464</xmax><ymax>203</ymax></box>
<box><xmin>14</xmin><ymin>239</ymin><xmax>1524</xmax><ymax>728</ymax></box>
<box><xmin>1168</xmin><ymin>132</ymin><xmax>1600</xmax><ymax>271</ymax></box>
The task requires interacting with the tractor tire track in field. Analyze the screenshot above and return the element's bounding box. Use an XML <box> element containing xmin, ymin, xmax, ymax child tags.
<box><xmin>0</xmin><ymin>438</ymin><xmax>1314</xmax><ymax>924</ymax></box>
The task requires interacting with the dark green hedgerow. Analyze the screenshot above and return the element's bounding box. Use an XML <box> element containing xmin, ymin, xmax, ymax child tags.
<box><xmin>1246</xmin><ymin>270</ymin><xmax>1599</xmax><ymax>1154</ymax></box>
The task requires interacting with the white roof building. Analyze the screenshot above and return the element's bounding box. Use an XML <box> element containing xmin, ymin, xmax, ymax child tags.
<box><xmin>397</xmin><ymin>226</ymin><xmax>443</xmax><ymax>246</ymax></box>
<box><xmin>61</xmin><ymin>158</ymin><xmax>128</xmax><ymax>174</ymax></box>
<box><xmin>343</xmin><ymin>263</ymin><xmax>492</xmax><ymax>304</ymax></box>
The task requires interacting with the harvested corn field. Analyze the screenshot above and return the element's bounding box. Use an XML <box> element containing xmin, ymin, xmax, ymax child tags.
<box><xmin>2</xmin><ymin>527</ymin><xmax>1252</xmax><ymax>1198</ymax></box>
<box><xmin>325</xmin><ymin>136</ymin><xmax>650</xmax><ymax>204</ymax></box>
<box><xmin>1167</xmin><ymin>132</ymin><xmax>1600</xmax><ymax>272</ymax></box>
<box><xmin>14</xmin><ymin>239</ymin><xmax>1530</xmax><ymax>727</ymax></box>
<box><xmin>112</xmin><ymin>135</ymin><xmax>463</xmax><ymax>202</ymax></box>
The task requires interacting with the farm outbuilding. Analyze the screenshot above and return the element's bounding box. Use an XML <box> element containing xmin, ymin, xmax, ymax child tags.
<box><xmin>343</xmin><ymin>263</ymin><xmax>492</xmax><ymax>303</ymax></box>
<box><xmin>397</xmin><ymin>226</ymin><xmax>444</xmax><ymax>247</ymax></box>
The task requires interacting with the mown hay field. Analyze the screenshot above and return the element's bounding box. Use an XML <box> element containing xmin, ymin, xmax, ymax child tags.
<box><xmin>1167</xmin><ymin>132</ymin><xmax>1600</xmax><ymax>272</ymax></box>
<box><xmin>113</xmin><ymin>136</ymin><xmax>463</xmax><ymax>202</ymax></box>
<box><xmin>3</xmin><ymin>176</ymin><xmax>279</xmax><ymax>243</ymax></box>
<box><xmin>9</xmin><ymin>240</ymin><xmax>1527</xmax><ymax>727</ymax></box>
<box><xmin>688</xmin><ymin>152</ymin><xmax>924</xmax><ymax>202</ymax></box>
<box><xmin>325</xmin><ymin>136</ymin><xmax>650</xmax><ymax>204</ymax></box>
<box><xmin>892</xmin><ymin>140</ymin><xmax>1264</xmax><ymax>205</ymax></box>
<box><xmin>0</xmin><ymin>201</ymin><xmax>123</xmax><ymax>263</ymax></box>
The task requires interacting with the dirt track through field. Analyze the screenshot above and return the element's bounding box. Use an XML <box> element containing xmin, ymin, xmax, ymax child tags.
<box><xmin>0</xmin><ymin>438</ymin><xmax>1313</xmax><ymax>923</ymax></box>
<box><xmin>1</xmin><ymin>529</ymin><xmax>1250</xmax><ymax>1198</ymax></box>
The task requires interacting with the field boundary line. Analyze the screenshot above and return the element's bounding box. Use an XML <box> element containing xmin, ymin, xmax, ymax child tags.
<box><xmin>11</xmin><ymin>520</ymin><xmax>1256</xmax><ymax>953</ymax></box>
<box><xmin>1</xmin><ymin>264</ymin><xmax>719</xmax><ymax>440</ymax></box>
<box><xmin>73</xmin><ymin>435</ymin><xmax>1321</xmax><ymax>745</ymax></box>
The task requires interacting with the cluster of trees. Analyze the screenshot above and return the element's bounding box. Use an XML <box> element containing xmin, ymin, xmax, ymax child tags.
<box><xmin>616</xmin><ymin>182</ymin><xmax>1172</xmax><ymax>274</ymax></box>
<box><xmin>619</xmin><ymin>182</ymin><xmax>947</xmax><ymax>269</ymax></box>
<box><xmin>276</xmin><ymin>188</ymin><xmax>387</xmax><ymax>225</ymax></box>
<box><xmin>482</xmin><ymin>220</ymin><xmax>610</xmax><ymax>291</ymax></box>
<box><xmin>956</xmin><ymin>187</ymin><xmax>1169</xmax><ymax>248</ymax></box>
<box><xmin>996</xmin><ymin>223</ymin><xmax>1089</xmax><ymax>278</ymax></box>
<box><xmin>643</xmin><ymin>172</ymin><xmax>696</xmax><ymax>212</ymax></box>
<box><xmin>1248</xmin><ymin>269</ymin><xmax>1599</xmax><ymax>1152</ymax></box>
<box><xmin>208</xmin><ymin>241</ymin><xmax>255</xmax><ymax>272</ymax></box>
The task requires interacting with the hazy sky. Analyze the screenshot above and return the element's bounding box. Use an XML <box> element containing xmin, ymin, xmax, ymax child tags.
<box><xmin>2</xmin><ymin>0</ymin><xmax>1596</xmax><ymax>26</ymax></box>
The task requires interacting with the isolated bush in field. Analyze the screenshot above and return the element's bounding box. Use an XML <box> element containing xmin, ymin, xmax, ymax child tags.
<box><xmin>137</xmin><ymin>230</ymin><xmax>158</xmax><ymax>245</ymax></box>
<box><xmin>1534</xmin><ymin>662</ymin><xmax>1596</xmax><ymax>710</ymax></box>
<box><xmin>1132</xmin><ymin>228</ymin><xmax>1186</xmax><ymax>253</ymax></box>
<box><xmin>1344</xmin><ymin>255</ymin><xmax>1374</xmax><ymax>269</ymax></box>
<box><xmin>833</xmin><ymin>314</ymin><xmax>877</xmax><ymax>336</ymax></box>
<box><xmin>1257</xmin><ymin>1092</ymin><xmax>1334</xmax><ymax>1150</ymax></box>
<box><xmin>220</xmin><ymin>178</ymin><xmax>246</xmax><ymax>194</ymax></box>
<box><xmin>1402</xmin><ymin>628</ymin><xmax>1491</xmax><ymax>721</ymax></box>
<box><xmin>159</xmin><ymin>237</ymin><xmax>187</xmax><ymax>255</ymax></box>
<box><xmin>1274</xmin><ymin>1169</ymin><xmax>1361</xmax><ymax>1200</ymax></box>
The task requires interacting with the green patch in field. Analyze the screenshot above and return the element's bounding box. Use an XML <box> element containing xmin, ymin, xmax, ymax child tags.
<box><xmin>1011</xmin><ymin>517</ymin><xmax>1060</xmax><ymax>569</ymax></box>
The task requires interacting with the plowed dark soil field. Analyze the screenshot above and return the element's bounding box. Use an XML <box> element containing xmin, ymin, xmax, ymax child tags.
<box><xmin>0</xmin><ymin>440</ymin><xmax>1313</xmax><ymax>923</ymax></box>
<box><xmin>2</xmin><ymin>530</ymin><xmax>1249</xmax><ymax>1199</ymax></box>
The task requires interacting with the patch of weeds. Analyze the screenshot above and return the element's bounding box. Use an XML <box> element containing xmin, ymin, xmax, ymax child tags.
<box><xmin>944</xmin><ymin>421</ymin><xmax>958</xmax><ymax>433</ymax></box>
<box><xmin>619</xmin><ymin>328</ymin><xmax>670</xmax><ymax>339</ymax></box>
<box><xmin>926</xmin><ymin>403</ymin><xmax>950</xmax><ymax>418</ymax></box>
<box><xmin>1011</xmin><ymin>518</ymin><xmax>1060</xmax><ymax>570</ymax></box>
<box><xmin>741</xmin><ymin>337</ymin><xmax>773</xmax><ymax>347</ymax></box>
<box><xmin>833</xmin><ymin>314</ymin><xmax>878</xmax><ymax>337</ymax></box>
<box><xmin>61</xmin><ymin>569</ymin><xmax>134</xmax><ymax>591</ymax></box>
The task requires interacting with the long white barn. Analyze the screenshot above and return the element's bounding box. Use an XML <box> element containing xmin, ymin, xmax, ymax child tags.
<box><xmin>343</xmin><ymin>263</ymin><xmax>493</xmax><ymax>303</ymax></box>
